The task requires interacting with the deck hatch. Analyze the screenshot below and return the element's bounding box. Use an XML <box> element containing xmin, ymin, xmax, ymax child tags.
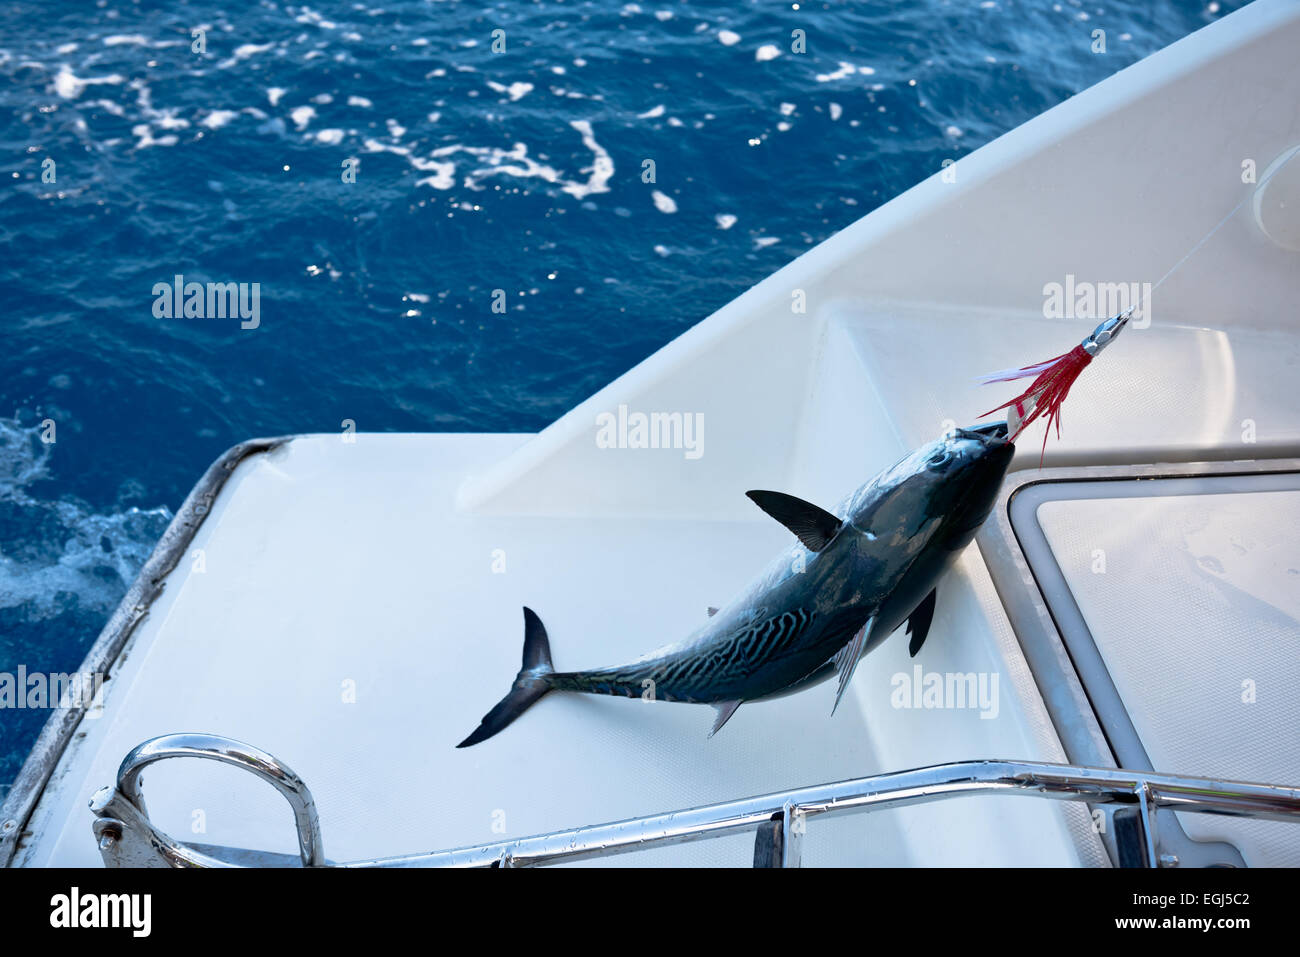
<box><xmin>981</xmin><ymin>459</ymin><xmax>1300</xmax><ymax>868</ymax></box>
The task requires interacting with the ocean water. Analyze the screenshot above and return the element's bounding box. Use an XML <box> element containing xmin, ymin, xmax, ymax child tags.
<box><xmin>0</xmin><ymin>0</ymin><xmax>1242</xmax><ymax>789</ymax></box>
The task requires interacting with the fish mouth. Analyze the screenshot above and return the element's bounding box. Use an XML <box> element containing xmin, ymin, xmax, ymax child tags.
<box><xmin>956</xmin><ymin>422</ymin><xmax>1015</xmax><ymax>475</ymax></box>
<box><xmin>957</xmin><ymin>421</ymin><xmax>1010</xmax><ymax>443</ymax></box>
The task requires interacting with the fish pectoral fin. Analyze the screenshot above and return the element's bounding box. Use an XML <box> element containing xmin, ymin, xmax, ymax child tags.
<box><xmin>907</xmin><ymin>588</ymin><xmax>938</xmax><ymax>658</ymax></box>
<box><xmin>745</xmin><ymin>490</ymin><xmax>843</xmax><ymax>552</ymax></box>
<box><xmin>831</xmin><ymin>616</ymin><xmax>876</xmax><ymax>715</ymax></box>
<box><xmin>708</xmin><ymin>699</ymin><xmax>743</xmax><ymax>737</ymax></box>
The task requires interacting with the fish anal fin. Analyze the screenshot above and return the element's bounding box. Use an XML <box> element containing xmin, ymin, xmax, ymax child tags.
<box><xmin>709</xmin><ymin>700</ymin><xmax>743</xmax><ymax>737</ymax></box>
<box><xmin>745</xmin><ymin>490</ymin><xmax>843</xmax><ymax>552</ymax></box>
<box><xmin>907</xmin><ymin>588</ymin><xmax>938</xmax><ymax>658</ymax></box>
<box><xmin>831</xmin><ymin>616</ymin><xmax>875</xmax><ymax>715</ymax></box>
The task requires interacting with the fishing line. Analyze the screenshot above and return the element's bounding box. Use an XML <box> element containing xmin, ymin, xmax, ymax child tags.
<box><xmin>981</xmin><ymin>148</ymin><xmax>1295</xmax><ymax>451</ymax></box>
<box><xmin>1135</xmin><ymin>150</ymin><xmax>1291</xmax><ymax>313</ymax></box>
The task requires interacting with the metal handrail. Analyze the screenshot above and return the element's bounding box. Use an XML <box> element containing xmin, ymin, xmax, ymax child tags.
<box><xmin>89</xmin><ymin>734</ymin><xmax>1300</xmax><ymax>868</ymax></box>
<box><xmin>358</xmin><ymin>760</ymin><xmax>1300</xmax><ymax>868</ymax></box>
<box><xmin>90</xmin><ymin>732</ymin><xmax>324</xmax><ymax>868</ymax></box>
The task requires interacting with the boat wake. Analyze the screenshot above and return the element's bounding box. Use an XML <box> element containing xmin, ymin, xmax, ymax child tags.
<box><xmin>0</xmin><ymin>416</ymin><xmax>171</xmax><ymax>625</ymax></box>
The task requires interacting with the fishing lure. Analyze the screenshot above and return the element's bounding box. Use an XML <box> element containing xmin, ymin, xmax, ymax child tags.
<box><xmin>979</xmin><ymin>310</ymin><xmax>1131</xmax><ymax>453</ymax></box>
<box><xmin>983</xmin><ymin>149</ymin><xmax>1292</xmax><ymax>449</ymax></box>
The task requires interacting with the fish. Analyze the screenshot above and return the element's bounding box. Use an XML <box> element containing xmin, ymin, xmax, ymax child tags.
<box><xmin>457</xmin><ymin>422</ymin><xmax>1016</xmax><ymax>747</ymax></box>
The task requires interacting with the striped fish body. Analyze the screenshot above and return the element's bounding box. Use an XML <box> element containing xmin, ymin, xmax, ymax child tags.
<box><xmin>544</xmin><ymin>514</ymin><xmax>908</xmax><ymax>704</ymax></box>
<box><xmin>549</xmin><ymin>605</ymin><xmax>872</xmax><ymax>705</ymax></box>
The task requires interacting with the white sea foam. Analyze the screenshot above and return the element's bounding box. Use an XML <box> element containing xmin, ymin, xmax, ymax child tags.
<box><xmin>718</xmin><ymin>30</ymin><xmax>740</xmax><ymax>45</ymax></box>
<box><xmin>52</xmin><ymin>65</ymin><xmax>125</xmax><ymax>100</ymax></box>
<box><xmin>413</xmin><ymin>159</ymin><xmax>455</xmax><ymax>190</ymax></box>
<box><xmin>564</xmin><ymin>120</ymin><xmax>613</xmax><ymax>198</ymax></box>
<box><xmin>290</xmin><ymin>105</ymin><xmax>316</xmax><ymax>130</ymax></box>
<box><xmin>201</xmin><ymin>109</ymin><xmax>238</xmax><ymax>129</ymax></box>
<box><xmin>131</xmin><ymin>124</ymin><xmax>178</xmax><ymax>148</ymax></box>
<box><xmin>0</xmin><ymin>418</ymin><xmax>171</xmax><ymax>621</ymax></box>
<box><xmin>487</xmin><ymin>80</ymin><xmax>534</xmax><ymax>101</ymax></box>
<box><xmin>651</xmin><ymin>190</ymin><xmax>677</xmax><ymax>213</ymax></box>
<box><xmin>815</xmin><ymin>62</ymin><xmax>875</xmax><ymax>82</ymax></box>
<box><xmin>295</xmin><ymin>7</ymin><xmax>338</xmax><ymax>28</ymax></box>
<box><xmin>0</xmin><ymin>418</ymin><xmax>51</xmax><ymax>499</ymax></box>
<box><xmin>363</xmin><ymin>138</ymin><xmax>410</xmax><ymax>156</ymax></box>
<box><xmin>154</xmin><ymin>110</ymin><xmax>189</xmax><ymax>130</ymax></box>
<box><xmin>715</xmin><ymin>213</ymin><xmax>737</xmax><ymax>229</ymax></box>
<box><xmin>233</xmin><ymin>43</ymin><xmax>274</xmax><ymax>60</ymax></box>
<box><xmin>637</xmin><ymin>104</ymin><xmax>665</xmax><ymax>119</ymax></box>
<box><xmin>364</xmin><ymin>138</ymin><xmax>455</xmax><ymax>188</ymax></box>
<box><xmin>755</xmin><ymin>44</ymin><xmax>781</xmax><ymax>61</ymax></box>
<box><xmin>365</xmin><ymin>122</ymin><xmax>611</xmax><ymax>198</ymax></box>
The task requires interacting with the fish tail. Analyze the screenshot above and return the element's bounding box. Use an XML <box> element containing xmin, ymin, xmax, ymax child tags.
<box><xmin>456</xmin><ymin>607</ymin><xmax>555</xmax><ymax>748</ymax></box>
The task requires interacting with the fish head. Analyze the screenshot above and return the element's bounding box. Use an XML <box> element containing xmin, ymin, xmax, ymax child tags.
<box><xmin>846</xmin><ymin>422</ymin><xmax>1015</xmax><ymax>552</ymax></box>
<box><xmin>915</xmin><ymin>422</ymin><xmax>1016</xmax><ymax>546</ymax></box>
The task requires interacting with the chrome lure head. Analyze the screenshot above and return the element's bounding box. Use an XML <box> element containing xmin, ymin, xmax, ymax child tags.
<box><xmin>1081</xmin><ymin>310</ymin><xmax>1131</xmax><ymax>357</ymax></box>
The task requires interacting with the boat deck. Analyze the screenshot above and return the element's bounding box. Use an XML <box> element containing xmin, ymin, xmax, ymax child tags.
<box><xmin>14</xmin><ymin>431</ymin><xmax>1095</xmax><ymax>866</ymax></box>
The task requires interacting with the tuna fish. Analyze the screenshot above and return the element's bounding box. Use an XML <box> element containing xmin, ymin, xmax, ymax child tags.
<box><xmin>457</xmin><ymin>423</ymin><xmax>1015</xmax><ymax>747</ymax></box>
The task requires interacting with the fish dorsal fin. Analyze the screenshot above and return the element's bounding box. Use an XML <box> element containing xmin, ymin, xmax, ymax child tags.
<box><xmin>831</xmin><ymin>616</ymin><xmax>876</xmax><ymax>715</ymax></box>
<box><xmin>745</xmin><ymin>490</ymin><xmax>843</xmax><ymax>552</ymax></box>
<box><xmin>906</xmin><ymin>588</ymin><xmax>938</xmax><ymax>657</ymax></box>
<box><xmin>709</xmin><ymin>700</ymin><xmax>742</xmax><ymax>737</ymax></box>
<box><xmin>707</xmin><ymin>606</ymin><xmax>719</xmax><ymax>617</ymax></box>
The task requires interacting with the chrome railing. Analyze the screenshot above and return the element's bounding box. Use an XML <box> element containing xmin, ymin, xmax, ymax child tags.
<box><xmin>90</xmin><ymin>733</ymin><xmax>1300</xmax><ymax>868</ymax></box>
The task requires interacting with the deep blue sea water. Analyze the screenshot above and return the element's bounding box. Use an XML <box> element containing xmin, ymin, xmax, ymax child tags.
<box><xmin>0</xmin><ymin>0</ymin><xmax>1244</xmax><ymax>789</ymax></box>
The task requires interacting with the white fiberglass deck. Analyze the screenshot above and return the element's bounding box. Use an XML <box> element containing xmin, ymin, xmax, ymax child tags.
<box><xmin>19</xmin><ymin>433</ymin><xmax>1091</xmax><ymax>867</ymax></box>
